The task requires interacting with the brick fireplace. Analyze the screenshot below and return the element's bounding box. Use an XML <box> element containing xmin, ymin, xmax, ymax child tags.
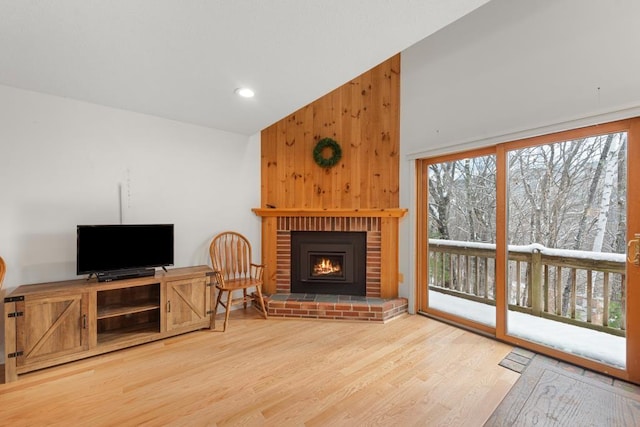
<box><xmin>276</xmin><ymin>216</ymin><xmax>381</xmax><ymax>297</ymax></box>
<box><xmin>253</xmin><ymin>208</ymin><xmax>408</xmax><ymax>322</ymax></box>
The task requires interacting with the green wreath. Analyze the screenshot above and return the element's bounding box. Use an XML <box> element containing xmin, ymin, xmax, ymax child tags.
<box><xmin>313</xmin><ymin>137</ymin><xmax>342</xmax><ymax>168</ymax></box>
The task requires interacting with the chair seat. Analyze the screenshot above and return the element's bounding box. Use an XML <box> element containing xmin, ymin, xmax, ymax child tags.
<box><xmin>218</xmin><ymin>277</ymin><xmax>262</xmax><ymax>290</ymax></box>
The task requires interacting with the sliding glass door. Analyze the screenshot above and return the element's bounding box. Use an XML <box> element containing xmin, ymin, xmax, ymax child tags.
<box><xmin>505</xmin><ymin>130</ymin><xmax>627</xmax><ymax>370</ymax></box>
<box><xmin>417</xmin><ymin>117</ymin><xmax>640</xmax><ymax>383</ymax></box>
<box><xmin>420</xmin><ymin>149</ymin><xmax>497</xmax><ymax>333</ymax></box>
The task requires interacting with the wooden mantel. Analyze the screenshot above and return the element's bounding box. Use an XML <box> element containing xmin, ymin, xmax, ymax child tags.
<box><xmin>252</xmin><ymin>208</ymin><xmax>407</xmax><ymax>218</ymax></box>
<box><xmin>253</xmin><ymin>208</ymin><xmax>407</xmax><ymax>298</ymax></box>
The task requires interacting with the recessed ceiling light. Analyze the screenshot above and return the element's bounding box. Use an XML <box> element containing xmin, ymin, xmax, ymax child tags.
<box><xmin>235</xmin><ymin>87</ymin><xmax>255</xmax><ymax>98</ymax></box>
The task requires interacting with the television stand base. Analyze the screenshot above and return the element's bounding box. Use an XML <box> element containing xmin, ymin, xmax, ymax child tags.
<box><xmin>97</xmin><ymin>268</ymin><xmax>156</xmax><ymax>282</ymax></box>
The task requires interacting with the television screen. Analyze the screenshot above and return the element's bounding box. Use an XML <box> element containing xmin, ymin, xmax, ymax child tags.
<box><xmin>77</xmin><ymin>224</ymin><xmax>174</xmax><ymax>276</ymax></box>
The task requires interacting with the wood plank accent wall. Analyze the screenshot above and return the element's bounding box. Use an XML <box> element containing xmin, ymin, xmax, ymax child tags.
<box><xmin>257</xmin><ymin>55</ymin><xmax>404</xmax><ymax>297</ymax></box>
<box><xmin>260</xmin><ymin>54</ymin><xmax>400</xmax><ymax>209</ymax></box>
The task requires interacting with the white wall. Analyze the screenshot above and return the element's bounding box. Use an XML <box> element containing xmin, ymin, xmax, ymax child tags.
<box><xmin>398</xmin><ymin>0</ymin><xmax>640</xmax><ymax>310</ymax></box>
<box><xmin>0</xmin><ymin>85</ymin><xmax>261</xmax><ymax>360</ymax></box>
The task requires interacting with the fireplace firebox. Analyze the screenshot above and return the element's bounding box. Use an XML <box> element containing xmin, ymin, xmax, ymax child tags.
<box><xmin>291</xmin><ymin>231</ymin><xmax>366</xmax><ymax>296</ymax></box>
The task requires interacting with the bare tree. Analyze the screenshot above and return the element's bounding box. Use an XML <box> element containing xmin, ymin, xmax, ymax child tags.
<box><xmin>429</xmin><ymin>156</ymin><xmax>496</xmax><ymax>243</ymax></box>
<box><xmin>572</xmin><ymin>134</ymin><xmax>614</xmax><ymax>251</ymax></box>
<box><xmin>428</xmin><ymin>163</ymin><xmax>454</xmax><ymax>240</ymax></box>
<box><xmin>612</xmin><ymin>135</ymin><xmax>628</xmax><ymax>253</ymax></box>
<box><xmin>592</xmin><ymin>134</ymin><xmax>622</xmax><ymax>252</ymax></box>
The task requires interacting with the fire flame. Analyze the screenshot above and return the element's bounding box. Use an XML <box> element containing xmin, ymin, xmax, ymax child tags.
<box><xmin>313</xmin><ymin>258</ymin><xmax>342</xmax><ymax>276</ymax></box>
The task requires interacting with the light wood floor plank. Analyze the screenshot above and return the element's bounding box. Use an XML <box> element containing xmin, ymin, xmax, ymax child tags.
<box><xmin>0</xmin><ymin>311</ymin><xmax>519</xmax><ymax>426</ymax></box>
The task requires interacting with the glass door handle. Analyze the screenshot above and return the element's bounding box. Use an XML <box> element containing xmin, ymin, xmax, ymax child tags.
<box><xmin>628</xmin><ymin>234</ymin><xmax>640</xmax><ymax>265</ymax></box>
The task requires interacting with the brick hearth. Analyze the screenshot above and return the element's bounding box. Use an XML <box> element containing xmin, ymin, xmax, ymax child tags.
<box><xmin>264</xmin><ymin>293</ymin><xmax>408</xmax><ymax>323</ymax></box>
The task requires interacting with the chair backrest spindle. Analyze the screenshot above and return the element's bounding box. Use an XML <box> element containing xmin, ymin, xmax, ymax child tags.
<box><xmin>210</xmin><ymin>232</ymin><xmax>253</xmax><ymax>281</ymax></box>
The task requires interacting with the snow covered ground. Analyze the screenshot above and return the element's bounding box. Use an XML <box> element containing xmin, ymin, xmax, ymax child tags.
<box><xmin>429</xmin><ymin>290</ymin><xmax>625</xmax><ymax>368</ymax></box>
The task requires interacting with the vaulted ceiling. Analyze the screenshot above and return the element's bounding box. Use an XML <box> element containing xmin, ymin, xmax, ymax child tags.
<box><xmin>0</xmin><ymin>0</ymin><xmax>491</xmax><ymax>135</ymax></box>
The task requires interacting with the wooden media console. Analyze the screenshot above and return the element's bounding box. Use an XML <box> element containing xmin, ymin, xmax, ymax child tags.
<box><xmin>4</xmin><ymin>266</ymin><xmax>213</xmax><ymax>382</ymax></box>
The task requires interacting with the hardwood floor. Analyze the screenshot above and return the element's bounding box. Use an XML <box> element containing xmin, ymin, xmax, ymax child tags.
<box><xmin>0</xmin><ymin>311</ymin><xmax>519</xmax><ymax>426</ymax></box>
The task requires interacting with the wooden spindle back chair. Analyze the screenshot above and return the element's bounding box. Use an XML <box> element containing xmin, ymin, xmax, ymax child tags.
<box><xmin>0</xmin><ymin>256</ymin><xmax>5</xmax><ymax>291</ymax></box>
<box><xmin>209</xmin><ymin>231</ymin><xmax>268</xmax><ymax>331</ymax></box>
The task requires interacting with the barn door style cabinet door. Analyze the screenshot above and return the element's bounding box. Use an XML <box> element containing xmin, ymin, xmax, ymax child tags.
<box><xmin>10</xmin><ymin>293</ymin><xmax>90</xmax><ymax>373</ymax></box>
<box><xmin>4</xmin><ymin>266</ymin><xmax>213</xmax><ymax>383</ymax></box>
<box><xmin>165</xmin><ymin>277</ymin><xmax>212</xmax><ymax>331</ymax></box>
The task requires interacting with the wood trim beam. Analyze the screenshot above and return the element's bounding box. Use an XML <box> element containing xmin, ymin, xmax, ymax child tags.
<box><xmin>252</xmin><ymin>208</ymin><xmax>407</xmax><ymax>218</ymax></box>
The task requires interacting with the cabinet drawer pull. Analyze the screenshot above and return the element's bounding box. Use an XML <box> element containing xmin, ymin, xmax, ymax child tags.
<box><xmin>167</xmin><ymin>300</ymin><xmax>171</xmax><ymax>313</ymax></box>
<box><xmin>82</xmin><ymin>314</ymin><xmax>87</xmax><ymax>329</ymax></box>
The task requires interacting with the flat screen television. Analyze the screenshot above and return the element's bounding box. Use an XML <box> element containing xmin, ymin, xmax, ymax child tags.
<box><xmin>77</xmin><ymin>224</ymin><xmax>174</xmax><ymax>281</ymax></box>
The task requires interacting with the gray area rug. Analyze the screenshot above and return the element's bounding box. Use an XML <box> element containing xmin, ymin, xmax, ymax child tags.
<box><xmin>486</xmin><ymin>353</ymin><xmax>640</xmax><ymax>426</ymax></box>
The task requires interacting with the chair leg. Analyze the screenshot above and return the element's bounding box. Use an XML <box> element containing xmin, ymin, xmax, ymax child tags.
<box><xmin>243</xmin><ymin>288</ymin><xmax>248</xmax><ymax>309</ymax></box>
<box><xmin>213</xmin><ymin>288</ymin><xmax>224</xmax><ymax>330</ymax></box>
<box><xmin>255</xmin><ymin>285</ymin><xmax>268</xmax><ymax>319</ymax></box>
<box><xmin>223</xmin><ymin>290</ymin><xmax>233</xmax><ymax>332</ymax></box>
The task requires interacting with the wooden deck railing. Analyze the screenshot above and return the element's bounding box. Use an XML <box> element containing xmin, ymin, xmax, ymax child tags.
<box><xmin>428</xmin><ymin>239</ymin><xmax>626</xmax><ymax>336</ymax></box>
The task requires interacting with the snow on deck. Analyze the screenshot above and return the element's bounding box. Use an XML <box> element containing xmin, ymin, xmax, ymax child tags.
<box><xmin>428</xmin><ymin>291</ymin><xmax>625</xmax><ymax>369</ymax></box>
